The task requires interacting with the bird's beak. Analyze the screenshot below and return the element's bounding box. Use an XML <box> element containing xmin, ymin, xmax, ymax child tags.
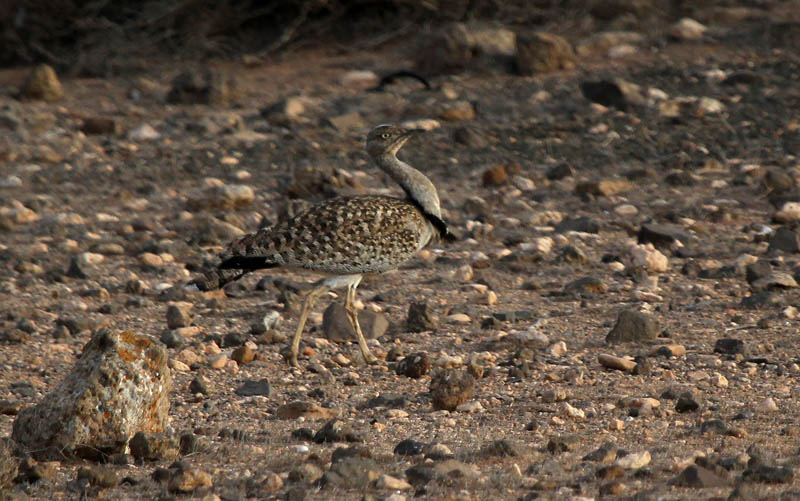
<box><xmin>390</xmin><ymin>129</ymin><xmax>424</xmax><ymax>154</ymax></box>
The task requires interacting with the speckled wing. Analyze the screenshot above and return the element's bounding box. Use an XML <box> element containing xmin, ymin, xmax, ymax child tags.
<box><xmin>220</xmin><ymin>196</ymin><xmax>434</xmax><ymax>274</ymax></box>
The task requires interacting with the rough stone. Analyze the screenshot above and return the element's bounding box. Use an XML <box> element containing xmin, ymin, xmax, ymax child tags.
<box><xmin>166</xmin><ymin>302</ymin><xmax>193</xmax><ymax>329</ymax></box>
<box><xmin>21</xmin><ymin>64</ymin><xmax>64</xmax><ymax>101</ymax></box>
<box><xmin>430</xmin><ymin>369</ymin><xmax>475</xmax><ymax>411</ymax></box>
<box><xmin>323</xmin><ymin>456</ymin><xmax>381</xmax><ymax>489</ymax></box>
<box><xmin>12</xmin><ymin>329</ymin><xmax>171</xmax><ymax>460</ymax></box>
<box><xmin>235</xmin><ymin>379</ymin><xmax>270</xmax><ymax>397</ymax></box>
<box><xmin>768</xmin><ymin>227</ymin><xmax>800</xmax><ymax>253</ymax></box>
<box><xmin>606</xmin><ymin>310</ymin><xmax>659</xmax><ymax>344</ymax></box>
<box><xmin>166</xmin><ymin>68</ymin><xmax>237</xmax><ymax>107</ymax></box>
<box><xmin>406</xmin><ymin>459</ymin><xmax>476</xmax><ymax>486</ymax></box>
<box><xmin>714</xmin><ymin>338</ymin><xmax>746</xmax><ymax>355</ymax></box>
<box><xmin>322</xmin><ymin>303</ymin><xmax>388</xmax><ymax>342</ymax></box>
<box><xmin>168</xmin><ymin>467</ymin><xmax>213</xmax><ymax>493</ymax></box>
<box><xmin>407</xmin><ymin>301</ymin><xmax>439</xmax><ymax>332</ymax></box>
<box><xmin>396</xmin><ymin>351</ymin><xmax>431</xmax><ymax>379</ymax></box>
<box><xmin>313</xmin><ymin>419</ymin><xmax>364</xmax><ymax>443</ymax></box>
<box><xmin>276</xmin><ymin>401</ymin><xmax>336</xmax><ymax>420</ymax></box>
<box><xmin>129</xmin><ymin>431</ymin><xmax>180</xmax><ymax>461</ymax></box>
<box><xmin>515</xmin><ymin>32</ymin><xmax>576</xmax><ymax>74</ymax></box>
<box><xmin>76</xmin><ymin>465</ymin><xmax>119</xmax><ymax>488</ymax></box>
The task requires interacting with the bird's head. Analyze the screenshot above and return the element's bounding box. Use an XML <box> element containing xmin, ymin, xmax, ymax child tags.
<box><xmin>365</xmin><ymin>124</ymin><xmax>423</xmax><ymax>158</ymax></box>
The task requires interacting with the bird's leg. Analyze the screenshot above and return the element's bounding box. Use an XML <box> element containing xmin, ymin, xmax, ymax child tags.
<box><xmin>344</xmin><ymin>280</ymin><xmax>377</xmax><ymax>365</ymax></box>
<box><xmin>289</xmin><ymin>284</ymin><xmax>328</xmax><ymax>368</ymax></box>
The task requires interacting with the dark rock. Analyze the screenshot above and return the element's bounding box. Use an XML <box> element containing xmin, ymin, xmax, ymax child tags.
<box><xmin>581</xmin><ymin>80</ymin><xmax>629</xmax><ymax>111</ymax></box>
<box><xmin>714</xmin><ymin>338</ymin><xmax>746</xmax><ymax>355</ymax></box>
<box><xmin>492</xmin><ymin>310</ymin><xmax>535</xmax><ymax>322</ymax></box>
<box><xmin>10</xmin><ymin>381</ymin><xmax>36</xmax><ymax>397</ymax></box>
<box><xmin>189</xmin><ymin>375</ymin><xmax>215</xmax><ymax>395</ymax></box>
<box><xmin>77</xmin><ymin>465</ymin><xmax>118</xmax><ymax>488</ymax></box>
<box><xmin>407</xmin><ymin>301</ymin><xmax>439</xmax><ymax>332</ymax></box>
<box><xmin>546</xmin><ymin>162</ymin><xmax>574</xmax><ymax>180</ymax></box>
<box><xmin>396</xmin><ymin>351</ymin><xmax>431</xmax><ymax>378</ymax></box>
<box><xmin>430</xmin><ymin>369</ymin><xmax>475</xmax><ymax>411</ymax></box>
<box><xmin>453</xmin><ymin>126</ymin><xmax>488</xmax><ymax>148</ymax></box>
<box><xmin>1</xmin><ymin>329</ymin><xmax>30</xmax><ymax>343</ymax></box>
<box><xmin>480</xmin><ymin>439</ymin><xmax>527</xmax><ymax>457</ymax></box>
<box><xmin>515</xmin><ymin>32</ymin><xmax>576</xmax><ymax>74</ymax></box>
<box><xmin>557</xmin><ymin>245</ymin><xmax>588</xmax><ymax>264</ymax></box>
<box><xmin>321</xmin><ymin>303</ymin><xmax>388</xmax><ymax>342</ymax></box>
<box><xmin>564</xmin><ymin>276</ymin><xmax>607</xmax><ymax>295</ymax></box>
<box><xmin>166</xmin><ymin>68</ymin><xmax>237</xmax><ymax>107</ymax></box>
<box><xmin>322</xmin><ymin>456</ymin><xmax>381</xmax><ymax>489</ymax></box>
<box><xmin>405</xmin><ymin>459</ymin><xmax>475</xmax><ymax>486</ymax></box>
<box><xmin>556</xmin><ymin>217</ymin><xmax>600</xmax><ymax>234</ymax></box>
<box><xmin>288</xmin><ymin>463</ymin><xmax>324</xmax><ymax>484</ymax></box>
<box><xmin>179</xmin><ymin>433</ymin><xmax>207</xmax><ymax>455</ymax></box>
<box><xmin>482</xmin><ymin>165</ymin><xmax>508</xmax><ymax>186</ymax></box>
<box><xmin>547</xmin><ymin>434</ymin><xmax>579</xmax><ymax>453</ymax></box>
<box><xmin>740</xmin><ymin>291</ymin><xmax>780</xmax><ymax>309</ymax></box>
<box><xmin>313</xmin><ymin>419</ymin><xmax>364</xmax><ymax>443</ymax></box>
<box><xmin>632</xmin><ymin>356</ymin><xmax>651</xmax><ymax>375</ymax></box>
<box><xmin>331</xmin><ymin>445</ymin><xmax>371</xmax><ymax>464</ymax></box>
<box><xmin>129</xmin><ymin>431</ymin><xmax>179</xmax><ymax>461</ymax></box>
<box><xmin>235</xmin><ymin>379</ymin><xmax>270</xmax><ymax>397</ymax></box>
<box><xmin>291</xmin><ymin>428</ymin><xmax>315</xmax><ymax>441</ymax></box>
<box><xmin>700</xmin><ymin>419</ymin><xmax>731</xmax><ymax>435</ymax></box>
<box><xmin>160</xmin><ymin>329</ymin><xmax>184</xmax><ymax>349</ymax></box>
<box><xmin>363</xmin><ymin>393</ymin><xmax>407</xmax><ymax>409</ymax></box>
<box><xmin>166</xmin><ymin>304</ymin><xmax>193</xmax><ymax>329</ymax></box>
<box><xmin>415</xmin><ymin>23</ymin><xmax>474</xmax><ymax>74</ymax></box>
<box><xmin>395</xmin><ymin>438</ymin><xmax>426</xmax><ymax>456</ymax></box>
<box><xmin>55</xmin><ymin>316</ymin><xmax>92</xmax><ymax>335</ymax></box>
<box><xmin>768</xmin><ymin>227</ymin><xmax>800</xmax><ymax>253</ymax></box>
<box><xmin>741</xmin><ymin>465</ymin><xmax>794</xmax><ymax>483</ymax></box>
<box><xmin>638</xmin><ymin>223</ymin><xmax>692</xmax><ymax>247</ymax></box>
<box><xmin>223</xmin><ymin>332</ymin><xmax>245</xmax><ymax>347</ymax></box>
<box><xmin>16</xmin><ymin>456</ymin><xmax>57</xmax><ymax>483</ymax></box>
<box><xmin>675</xmin><ymin>391</ymin><xmax>701</xmax><ymax>413</ymax></box>
<box><xmin>81</xmin><ymin>117</ymin><xmax>118</xmax><ymax>135</ymax></box>
<box><xmin>671</xmin><ymin>464</ymin><xmax>728</xmax><ymax>487</ymax></box>
<box><xmin>583</xmin><ymin>442</ymin><xmax>618</xmax><ymax>462</ymax></box>
<box><xmin>721</xmin><ymin>71</ymin><xmax>764</xmax><ymax>87</ymax></box>
<box><xmin>66</xmin><ymin>255</ymin><xmax>91</xmax><ymax>279</ymax></box>
<box><xmin>606</xmin><ymin>310</ymin><xmax>660</xmax><ymax>344</ymax></box>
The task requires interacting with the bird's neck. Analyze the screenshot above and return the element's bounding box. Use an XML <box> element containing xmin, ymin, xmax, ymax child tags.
<box><xmin>375</xmin><ymin>153</ymin><xmax>441</xmax><ymax>218</ymax></box>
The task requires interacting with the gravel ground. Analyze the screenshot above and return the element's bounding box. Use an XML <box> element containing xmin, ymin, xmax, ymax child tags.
<box><xmin>2</xmin><ymin>4</ymin><xmax>800</xmax><ymax>500</ymax></box>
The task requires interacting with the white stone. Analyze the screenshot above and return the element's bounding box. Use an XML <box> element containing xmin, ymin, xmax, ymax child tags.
<box><xmin>628</xmin><ymin>243</ymin><xmax>668</xmax><ymax>272</ymax></box>
<box><xmin>774</xmin><ymin>202</ymin><xmax>800</xmax><ymax>223</ymax></box>
<box><xmin>615</xmin><ymin>450</ymin><xmax>651</xmax><ymax>469</ymax></box>
<box><xmin>127</xmin><ymin>123</ymin><xmax>161</xmax><ymax>140</ymax></box>
<box><xmin>757</xmin><ymin>397</ymin><xmax>778</xmax><ymax>412</ymax></box>
<box><xmin>669</xmin><ymin>18</ymin><xmax>707</xmax><ymax>40</ymax></box>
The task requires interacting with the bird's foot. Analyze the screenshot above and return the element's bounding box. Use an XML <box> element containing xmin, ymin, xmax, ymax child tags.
<box><xmin>288</xmin><ymin>356</ymin><xmax>300</xmax><ymax>368</ymax></box>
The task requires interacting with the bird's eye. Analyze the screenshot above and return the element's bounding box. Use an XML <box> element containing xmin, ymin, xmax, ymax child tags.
<box><xmin>380</xmin><ymin>133</ymin><xmax>390</xmax><ymax>139</ymax></box>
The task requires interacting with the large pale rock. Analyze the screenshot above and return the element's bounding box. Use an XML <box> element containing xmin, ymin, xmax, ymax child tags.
<box><xmin>12</xmin><ymin>329</ymin><xmax>171</xmax><ymax>460</ymax></box>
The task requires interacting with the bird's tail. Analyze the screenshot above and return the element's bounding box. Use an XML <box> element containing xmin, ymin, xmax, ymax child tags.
<box><xmin>187</xmin><ymin>268</ymin><xmax>250</xmax><ymax>291</ymax></box>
